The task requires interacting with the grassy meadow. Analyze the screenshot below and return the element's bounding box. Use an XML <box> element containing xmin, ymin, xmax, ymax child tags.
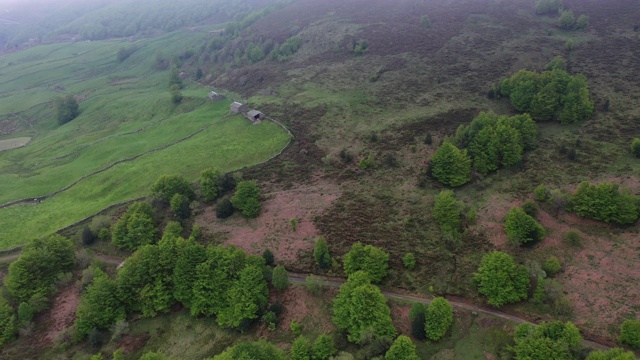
<box><xmin>0</xmin><ymin>30</ymin><xmax>290</xmax><ymax>248</ymax></box>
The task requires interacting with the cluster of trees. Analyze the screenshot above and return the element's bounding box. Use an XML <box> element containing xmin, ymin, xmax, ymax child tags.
<box><xmin>55</xmin><ymin>95</ymin><xmax>80</xmax><ymax>125</ymax></box>
<box><xmin>0</xmin><ymin>235</ymin><xmax>75</xmax><ymax>346</ymax></box>
<box><xmin>570</xmin><ymin>181</ymin><xmax>639</xmax><ymax>225</ymax></box>
<box><xmin>500</xmin><ymin>65</ymin><xmax>594</xmax><ymax>124</ymax></box>
<box><xmin>429</xmin><ymin>112</ymin><xmax>537</xmax><ymax>186</ymax></box>
<box><xmin>409</xmin><ymin>298</ymin><xmax>454</xmax><ymax>341</ymax></box>
<box><xmin>270</xmin><ymin>36</ymin><xmax>301</xmax><ymax>62</ymax></box>
<box><xmin>513</xmin><ymin>321</ymin><xmax>582</xmax><ymax>359</ymax></box>
<box><xmin>288</xmin><ymin>334</ymin><xmax>335</xmax><ymax>360</ymax></box>
<box><xmin>75</xmin><ymin>223</ymin><xmax>270</xmax><ymax>339</ymax></box>
<box><xmin>168</xmin><ymin>67</ymin><xmax>184</xmax><ymax>104</ymax></box>
<box><xmin>116</xmin><ymin>45</ymin><xmax>139</xmax><ymax>62</ymax></box>
<box><xmin>558</xmin><ymin>10</ymin><xmax>590</xmax><ymax>31</ymax></box>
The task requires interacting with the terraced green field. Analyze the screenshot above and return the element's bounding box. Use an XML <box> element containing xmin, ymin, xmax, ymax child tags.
<box><xmin>0</xmin><ymin>31</ymin><xmax>291</xmax><ymax>248</ymax></box>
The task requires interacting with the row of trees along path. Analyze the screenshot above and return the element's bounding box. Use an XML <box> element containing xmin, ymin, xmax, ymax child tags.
<box><xmin>0</xmin><ymin>248</ymin><xmax>607</xmax><ymax>352</ymax></box>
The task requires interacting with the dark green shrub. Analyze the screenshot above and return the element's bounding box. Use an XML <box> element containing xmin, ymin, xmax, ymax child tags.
<box><xmin>631</xmin><ymin>138</ymin><xmax>640</xmax><ymax>158</ymax></box>
<box><xmin>216</xmin><ymin>197</ymin><xmax>234</xmax><ymax>219</ymax></box>
<box><xmin>534</xmin><ymin>184</ymin><xmax>547</xmax><ymax>201</ymax></box>
<box><xmin>262</xmin><ymin>249</ymin><xmax>274</xmax><ymax>266</ymax></box>
<box><xmin>522</xmin><ymin>200</ymin><xmax>538</xmax><ymax>217</ymax></box>
<box><xmin>504</xmin><ymin>207</ymin><xmax>545</xmax><ymax>245</ymax></box>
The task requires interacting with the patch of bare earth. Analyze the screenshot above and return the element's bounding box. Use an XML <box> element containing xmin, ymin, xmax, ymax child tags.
<box><xmin>560</xmin><ymin>229</ymin><xmax>640</xmax><ymax>336</ymax></box>
<box><xmin>389</xmin><ymin>303</ymin><xmax>412</xmax><ymax>337</ymax></box>
<box><xmin>473</xmin><ymin>194</ymin><xmax>521</xmax><ymax>248</ymax></box>
<box><xmin>270</xmin><ymin>286</ymin><xmax>337</xmax><ymax>337</ymax></box>
<box><xmin>39</xmin><ymin>284</ymin><xmax>81</xmax><ymax>345</ymax></box>
<box><xmin>196</xmin><ymin>183</ymin><xmax>340</xmax><ymax>268</ymax></box>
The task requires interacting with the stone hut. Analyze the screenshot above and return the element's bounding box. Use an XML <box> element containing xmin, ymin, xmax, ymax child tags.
<box><xmin>208</xmin><ymin>91</ymin><xmax>225</xmax><ymax>101</ymax></box>
<box><xmin>230</xmin><ymin>101</ymin><xmax>248</xmax><ymax>114</ymax></box>
<box><xmin>246</xmin><ymin>110</ymin><xmax>265</xmax><ymax>124</ymax></box>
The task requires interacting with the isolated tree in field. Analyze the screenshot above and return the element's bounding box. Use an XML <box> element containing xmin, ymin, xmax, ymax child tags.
<box><xmin>74</xmin><ymin>268</ymin><xmax>126</xmax><ymax>340</ymax></box>
<box><xmin>631</xmin><ymin>138</ymin><xmax>640</xmax><ymax>158</ymax></box>
<box><xmin>151</xmin><ymin>174</ymin><xmax>194</xmax><ymax>203</ymax></box>
<box><xmin>571</xmin><ymin>181</ymin><xmax>638</xmax><ymax>225</ymax></box>
<box><xmin>619</xmin><ymin>319</ymin><xmax>640</xmax><ymax>348</ymax></box>
<box><xmin>586</xmin><ymin>348</ymin><xmax>637</xmax><ymax>360</ymax></box>
<box><xmin>272</xmin><ymin>265</ymin><xmax>289</xmax><ymax>292</ymax></box>
<box><xmin>5</xmin><ymin>235</ymin><xmax>75</xmax><ymax>305</ymax></box>
<box><xmin>332</xmin><ymin>271</ymin><xmax>396</xmax><ymax>343</ymax></box>
<box><xmin>213</xmin><ymin>340</ymin><xmax>286</xmax><ymax>360</ymax></box>
<box><xmin>424</xmin><ymin>297</ymin><xmax>453</xmax><ymax>341</ymax></box>
<box><xmin>111</xmin><ymin>202</ymin><xmax>157</xmax><ymax>250</ymax></box>
<box><xmin>513</xmin><ymin>321</ymin><xmax>582</xmax><ymax>359</ymax></box>
<box><xmin>343</xmin><ymin>242</ymin><xmax>389</xmax><ymax>283</ymax></box>
<box><xmin>504</xmin><ymin>207</ymin><xmax>545</xmax><ymax>245</ymax></box>
<box><xmin>173</xmin><ymin>240</ymin><xmax>206</xmax><ymax>308</ymax></box>
<box><xmin>430</xmin><ymin>142</ymin><xmax>471</xmax><ymax>187</ymax></box>
<box><xmin>433</xmin><ymin>190</ymin><xmax>464</xmax><ymax>238</ymax></box>
<box><xmin>55</xmin><ymin>94</ymin><xmax>80</xmax><ymax>125</ymax></box>
<box><xmin>402</xmin><ymin>253</ymin><xmax>416</xmax><ymax>270</ymax></box>
<box><xmin>231</xmin><ymin>180</ymin><xmax>261</xmax><ymax>218</ymax></box>
<box><xmin>385</xmin><ymin>335</ymin><xmax>419</xmax><ymax>360</ymax></box>
<box><xmin>576</xmin><ymin>15</ymin><xmax>590</xmax><ymax>30</ymax></box>
<box><xmin>558</xmin><ymin>10</ymin><xmax>576</xmax><ymax>30</ymax></box>
<box><xmin>200</xmin><ymin>167</ymin><xmax>223</xmax><ymax>202</ymax></box>
<box><xmin>311</xmin><ymin>334</ymin><xmax>335</xmax><ymax>360</ymax></box>
<box><xmin>313</xmin><ymin>237</ymin><xmax>332</xmax><ymax>269</ymax></box>
<box><xmin>473</xmin><ymin>251</ymin><xmax>530</xmax><ymax>307</ymax></box>
<box><xmin>409</xmin><ymin>303</ymin><xmax>427</xmax><ymax>340</ymax></box>
<box><xmin>0</xmin><ymin>299</ymin><xmax>16</xmax><ymax>348</ymax></box>
<box><xmin>290</xmin><ymin>336</ymin><xmax>311</xmax><ymax>360</ymax></box>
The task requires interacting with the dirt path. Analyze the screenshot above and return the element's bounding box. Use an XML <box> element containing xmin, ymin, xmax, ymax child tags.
<box><xmin>287</xmin><ymin>273</ymin><xmax>611</xmax><ymax>351</ymax></box>
<box><xmin>0</xmin><ymin>257</ymin><xmax>611</xmax><ymax>351</ymax></box>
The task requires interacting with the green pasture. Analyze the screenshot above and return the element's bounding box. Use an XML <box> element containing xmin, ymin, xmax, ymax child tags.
<box><xmin>0</xmin><ymin>31</ymin><xmax>290</xmax><ymax>248</ymax></box>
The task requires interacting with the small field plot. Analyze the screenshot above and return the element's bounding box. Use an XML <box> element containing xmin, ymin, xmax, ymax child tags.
<box><xmin>0</xmin><ymin>137</ymin><xmax>30</xmax><ymax>151</ymax></box>
<box><xmin>0</xmin><ymin>31</ymin><xmax>290</xmax><ymax>248</ymax></box>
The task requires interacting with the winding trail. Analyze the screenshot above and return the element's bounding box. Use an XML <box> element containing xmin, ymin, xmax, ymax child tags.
<box><xmin>0</xmin><ymin>251</ymin><xmax>612</xmax><ymax>351</ymax></box>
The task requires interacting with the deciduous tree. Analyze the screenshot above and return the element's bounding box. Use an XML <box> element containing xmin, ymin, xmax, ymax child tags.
<box><xmin>332</xmin><ymin>272</ymin><xmax>396</xmax><ymax>343</ymax></box>
<box><xmin>430</xmin><ymin>142</ymin><xmax>471</xmax><ymax>187</ymax></box>
<box><xmin>343</xmin><ymin>242</ymin><xmax>389</xmax><ymax>283</ymax></box>
<box><xmin>231</xmin><ymin>180</ymin><xmax>261</xmax><ymax>218</ymax></box>
<box><xmin>504</xmin><ymin>207</ymin><xmax>545</xmax><ymax>245</ymax></box>
<box><xmin>473</xmin><ymin>251</ymin><xmax>530</xmax><ymax>307</ymax></box>
<box><xmin>385</xmin><ymin>335</ymin><xmax>419</xmax><ymax>360</ymax></box>
<box><xmin>424</xmin><ymin>297</ymin><xmax>453</xmax><ymax>341</ymax></box>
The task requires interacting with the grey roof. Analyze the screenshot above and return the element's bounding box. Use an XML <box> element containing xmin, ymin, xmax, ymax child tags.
<box><xmin>247</xmin><ymin>110</ymin><xmax>263</xmax><ymax>117</ymax></box>
<box><xmin>231</xmin><ymin>102</ymin><xmax>244</xmax><ymax>110</ymax></box>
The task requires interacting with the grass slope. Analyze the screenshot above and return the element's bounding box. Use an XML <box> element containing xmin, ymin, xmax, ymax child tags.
<box><xmin>0</xmin><ymin>30</ymin><xmax>290</xmax><ymax>248</ymax></box>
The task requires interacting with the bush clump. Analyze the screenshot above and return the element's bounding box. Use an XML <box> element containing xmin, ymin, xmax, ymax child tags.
<box><xmin>504</xmin><ymin>207</ymin><xmax>545</xmax><ymax>246</ymax></box>
<box><xmin>571</xmin><ymin>181</ymin><xmax>639</xmax><ymax>225</ymax></box>
<box><xmin>500</xmin><ymin>67</ymin><xmax>594</xmax><ymax>124</ymax></box>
